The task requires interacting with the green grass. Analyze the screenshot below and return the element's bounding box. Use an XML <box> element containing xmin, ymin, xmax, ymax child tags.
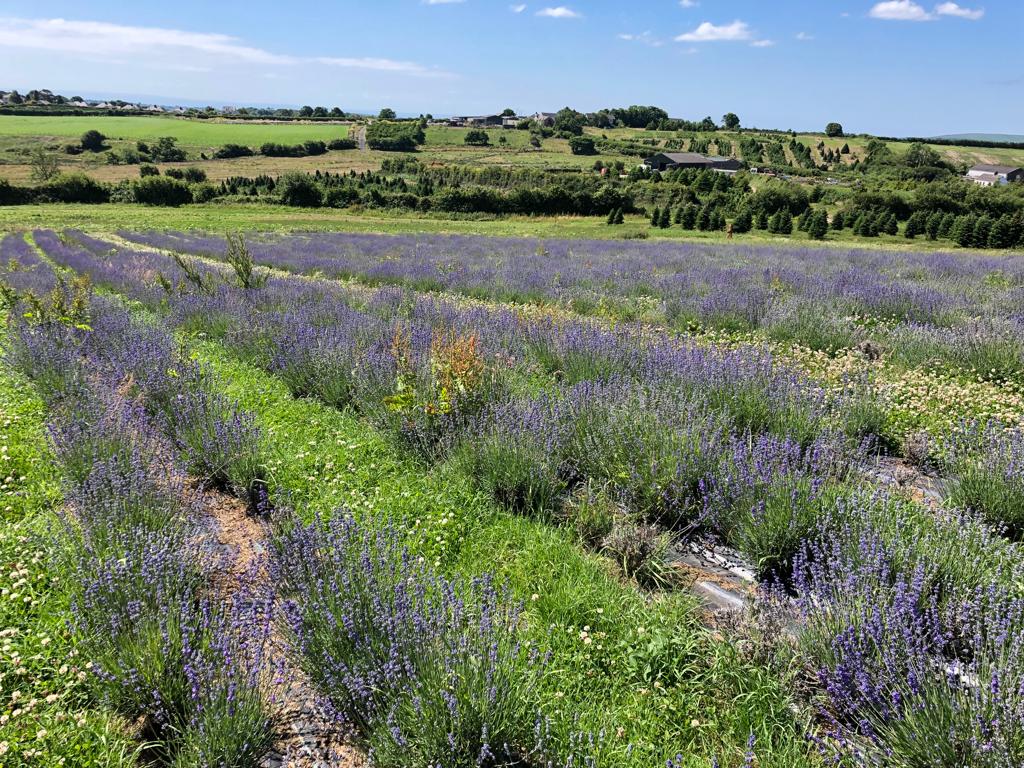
<box><xmin>0</xmin><ymin>361</ymin><xmax>139</xmax><ymax>767</ymax></box>
<box><xmin>187</xmin><ymin>337</ymin><xmax>818</xmax><ymax>767</ymax></box>
<box><xmin>0</xmin><ymin>202</ymin><xmax>1001</xmax><ymax>254</ymax></box>
<box><xmin>424</xmin><ymin>126</ymin><xmax>532</xmax><ymax>148</ymax></box>
<box><xmin>0</xmin><ymin>115</ymin><xmax>350</xmax><ymax>147</ymax></box>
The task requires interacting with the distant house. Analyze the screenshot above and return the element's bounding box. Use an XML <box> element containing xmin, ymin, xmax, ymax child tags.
<box><xmin>449</xmin><ymin>114</ymin><xmax>502</xmax><ymax>128</ymax></box>
<box><xmin>966</xmin><ymin>164</ymin><xmax>1024</xmax><ymax>186</ymax></box>
<box><xmin>467</xmin><ymin>115</ymin><xmax>502</xmax><ymax>127</ymax></box>
<box><xmin>644</xmin><ymin>152</ymin><xmax>743</xmax><ymax>173</ymax></box>
<box><xmin>531</xmin><ymin>112</ymin><xmax>557</xmax><ymax>127</ymax></box>
<box><xmin>501</xmin><ymin>115</ymin><xmax>520</xmax><ymax>129</ymax></box>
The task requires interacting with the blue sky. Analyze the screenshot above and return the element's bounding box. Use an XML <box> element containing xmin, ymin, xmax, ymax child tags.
<box><xmin>0</xmin><ymin>1</ymin><xmax>1020</xmax><ymax>135</ymax></box>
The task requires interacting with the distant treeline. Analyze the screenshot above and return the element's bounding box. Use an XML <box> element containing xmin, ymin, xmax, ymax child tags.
<box><xmin>877</xmin><ymin>136</ymin><xmax>1024</xmax><ymax>151</ymax></box>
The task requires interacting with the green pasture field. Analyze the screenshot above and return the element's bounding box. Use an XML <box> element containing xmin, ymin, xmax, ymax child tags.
<box><xmin>0</xmin><ymin>115</ymin><xmax>350</xmax><ymax>146</ymax></box>
<box><xmin>0</xmin><ymin>202</ymin><xmax>1009</xmax><ymax>255</ymax></box>
<box><xmin>0</xmin><ymin>115</ymin><xmax>353</xmax><ymax>181</ymax></box>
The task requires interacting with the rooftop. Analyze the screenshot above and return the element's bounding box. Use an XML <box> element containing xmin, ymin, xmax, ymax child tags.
<box><xmin>970</xmin><ymin>164</ymin><xmax>1022</xmax><ymax>174</ymax></box>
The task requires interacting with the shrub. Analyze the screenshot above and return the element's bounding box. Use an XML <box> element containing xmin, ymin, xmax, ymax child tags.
<box><xmin>213</xmin><ymin>143</ymin><xmax>255</xmax><ymax>159</ymax></box>
<box><xmin>456</xmin><ymin>423</ymin><xmax>566</xmax><ymax>517</ymax></box>
<box><xmin>181</xmin><ymin>167</ymin><xmax>207</xmax><ymax>183</ymax></box>
<box><xmin>277</xmin><ymin>173</ymin><xmax>323</xmax><ymax>207</ymax></box>
<box><xmin>134</xmin><ymin>176</ymin><xmax>193</xmax><ymax>207</ymax></box>
<box><xmin>139</xmin><ymin>164</ymin><xmax>160</xmax><ymax>177</ymax></box>
<box><xmin>302</xmin><ymin>139</ymin><xmax>327</xmax><ymax>156</ymax></box>
<box><xmin>0</xmin><ymin>178</ymin><xmax>31</xmax><ymax>204</ymax></box>
<box><xmin>36</xmin><ymin>173</ymin><xmax>110</xmax><ymax>204</ymax></box>
<box><xmin>80</xmin><ymin>129</ymin><xmax>107</xmax><ymax>152</ymax></box>
<box><xmin>366</xmin><ymin>121</ymin><xmax>424</xmax><ymax>151</ymax></box>
<box><xmin>190</xmin><ymin>182</ymin><xmax>218</xmax><ymax>203</ymax></box>
<box><xmin>568</xmin><ymin>136</ymin><xmax>597</xmax><ymax>155</ymax></box>
<box><xmin>464</xmin><ymin>129</ymin><xmax>490</xmax><ymax>146</ymax></box>
<box><xmin>326</xmin><ymin>137</ymin><xmax>357</xmax><ymax>150</ymax></box>
<box><xmin>149</xmin><ymin>137</ymin><xmax>186</xmax><ymax>162</ymax></box>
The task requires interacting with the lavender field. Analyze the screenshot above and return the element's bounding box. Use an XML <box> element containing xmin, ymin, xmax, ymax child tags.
<box><xmin>2</xmin><ymin>228</ymin><xmax>1024</xmax><ymax>767</ymax></box>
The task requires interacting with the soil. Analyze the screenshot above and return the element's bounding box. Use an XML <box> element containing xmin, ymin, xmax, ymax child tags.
<box><xmin>195</xmin><ymin>483</ymin><xmax>365</xmax><ymax>768</ymax></box>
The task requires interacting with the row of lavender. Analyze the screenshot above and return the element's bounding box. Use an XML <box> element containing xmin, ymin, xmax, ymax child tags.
<box><xmin>66</xmin><ymin>230</ymin><xmax>879</xmax><ymax>578</ymax></box>
<box><xmin>0</xmin><ymin>235</ymin><xmax>607</xmax><ymax>767</ymax></box>
<box><xmin>35</xmin><ymin>230</ymin><xmax>1024</xmax><ymax>763</ymax></box>
<box><xmin>80</xmin><ymin>229</ymin><xmax>1024</xmax><ymax>542</ymax></box>
<box><xmin>121</xmin><ymin>230</ymin><xmax>1024</xmax><ymax>381</ymax></box>
<box><xmin>0</xmin><ymin>239</ymin><xmax>275</xmax><ymax>764</ymax></box>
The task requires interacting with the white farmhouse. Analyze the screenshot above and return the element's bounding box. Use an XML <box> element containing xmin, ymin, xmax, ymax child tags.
<box><xmin>966</xmin><ymin>164</ymin><xmax>1024</xmax><ymax>186</ymax></box>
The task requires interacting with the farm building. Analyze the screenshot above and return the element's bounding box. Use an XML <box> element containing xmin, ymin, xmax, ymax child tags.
<box><xmin>531</xmin><ymin>112</ymin><xmax>557</xmax><ymax>127</ymax></box>
<box><xmin>966</xmin><ymin>164</ymin><xmax>1024</xmax><ymax>186</ymax></box>
<box><xmin>448</xmin><ymin>114</ymin><xmax>502</xmax><ymax>128</ymax></box>
<box><xmin>644</xmin><ymin>152</ymin><xmax>743</xmax><ymax>173</ymax></box>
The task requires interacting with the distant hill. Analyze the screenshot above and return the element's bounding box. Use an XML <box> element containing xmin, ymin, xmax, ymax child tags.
<box><xmin>934</xmin><ymin>133</ymin><xmax>1024</xmax><ymax>144</ymax></box>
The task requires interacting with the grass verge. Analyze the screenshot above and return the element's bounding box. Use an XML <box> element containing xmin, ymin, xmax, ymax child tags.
<box><xmin>0</xmin><ymin>360</ymin><xmax>139</xmax><ymax>767</ymax></box>
<box><xmin>188</xmin><ymin>336</ymin><xmax>818</xmax><ymax>767</ymax></box>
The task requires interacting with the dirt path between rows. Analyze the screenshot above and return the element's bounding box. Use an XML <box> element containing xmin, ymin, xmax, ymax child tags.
<box><xmin>198</xmin><ymin>488</ymin><xmax>364</xmax><ymax>768</ymax></box>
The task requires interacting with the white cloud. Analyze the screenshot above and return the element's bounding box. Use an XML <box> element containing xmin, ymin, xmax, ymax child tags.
<box><xmin>0</xmin><ymin>17</ymin><xmax>452</xmax><ymax>78</ymax></box>
<box><xmin>869</xmin><ymin>1</ymin><xmax>934</xmax><ymax>20</ymax></box>
<box><xmin>618</xmin><ymin>31</ymin><xmax>664</xmax><ymax>47</ymax></box>
<box><xmin>315</xmin><ymin>57</ymin><xmax>451</xmax><ymax>77</ymax></box>
<box><xmin>869</xmin><ymin>1</ymin><xmax>984</xmax><ymax>21</ymax></box>
<box><xmin>423</xmin><ymin>0</ymin><xmax>465</xmax><ymax>4</ymax></box>
<box><xmin>510</xmin><ymin>4</ymin><xmax>527</xmax><ymax>11</ymax></box>
<box><xmin>935</xmin><ymin>2</ymin><xmax>984</xmax><ymax>19</ymax></box>
<box><xmin>536</xmin><ymin>7</ymin><xmax>582</xmax><ymax>18</ymax></box>
<box><xmin>679</xmin><ymin>0</ymin><xmax>699</xmax><ymax>7</ymax></box>
<box><xmin>751</xmin><ymin>39</ymin><xmax>775</xmax><ymax>47</ymax></box>
<box><xmin>675</xmin><ymin>20</ymin><xmax>753</xmax><ymax>42</ymax></box>
<box><xmin>0</xmin><ymin>17</ymin><xmax>295</xmax><ymax>63</ymax></box>
<box><xmin>796</xmin><ymin>31</ymin><xmax>814</xmax><ymax>40</ymax></box>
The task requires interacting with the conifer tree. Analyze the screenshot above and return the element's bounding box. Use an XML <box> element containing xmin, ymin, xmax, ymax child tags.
<box><xmin>697</xmin><ymin>205</ymin><xmax>712</xmax><ymax>231</ymax></box>
<box><xmin>733</xmin><ymin>209</ymin><xmax>753</xmax><ymax>233</ymax></box>
<box><xmin>988</xmin><ymin>216</ymin><xmax>1013</xmax><ymax>249</ymax></box>
<box><xmin>973</xmin><ymin>216</ymin><xmax>993</xmax><ymax>247</ymax></box>
<box><xmin>650</xmin><ymin>207</ymin><xmax>661</xmax><ymax>227</ymax></box>
<box><xmin>884</xmin><ymin>213</ymin><xmax>899</xmax><ymax>236</ymax></box>
<box><xmin>682</xmin><ymin>204</ymin><xmax>699</xmax><ymax>229</ymax></box>
<box><xmin>952</xmin><ymin>215</ymin><xmax>975</xmax><ymax>247</ymax></box>
<box><xmin>808</xmin><ymin>210</ymin><xmax>829</xmax><ymax>240</ymax></box>
<box><xmin>938</xmin><ymin>212</ymin><xmax>956</xmax><ymax>240</ymax></box>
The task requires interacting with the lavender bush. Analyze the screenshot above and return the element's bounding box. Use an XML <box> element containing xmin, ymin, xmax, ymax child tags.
<box><xmin>793</xmin><ymin>494</ymin><xmax>1024</xmax><ymax>766</ymax></box>
<box><xmin>948</xmin><ymin>423</ymin><xmax>1024</xmax><ymax>538</ymax></box>
<box><xmin>274</xmin><ymin>514</ymin><xmax>544</xmax><ymax>767</ymax></box>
